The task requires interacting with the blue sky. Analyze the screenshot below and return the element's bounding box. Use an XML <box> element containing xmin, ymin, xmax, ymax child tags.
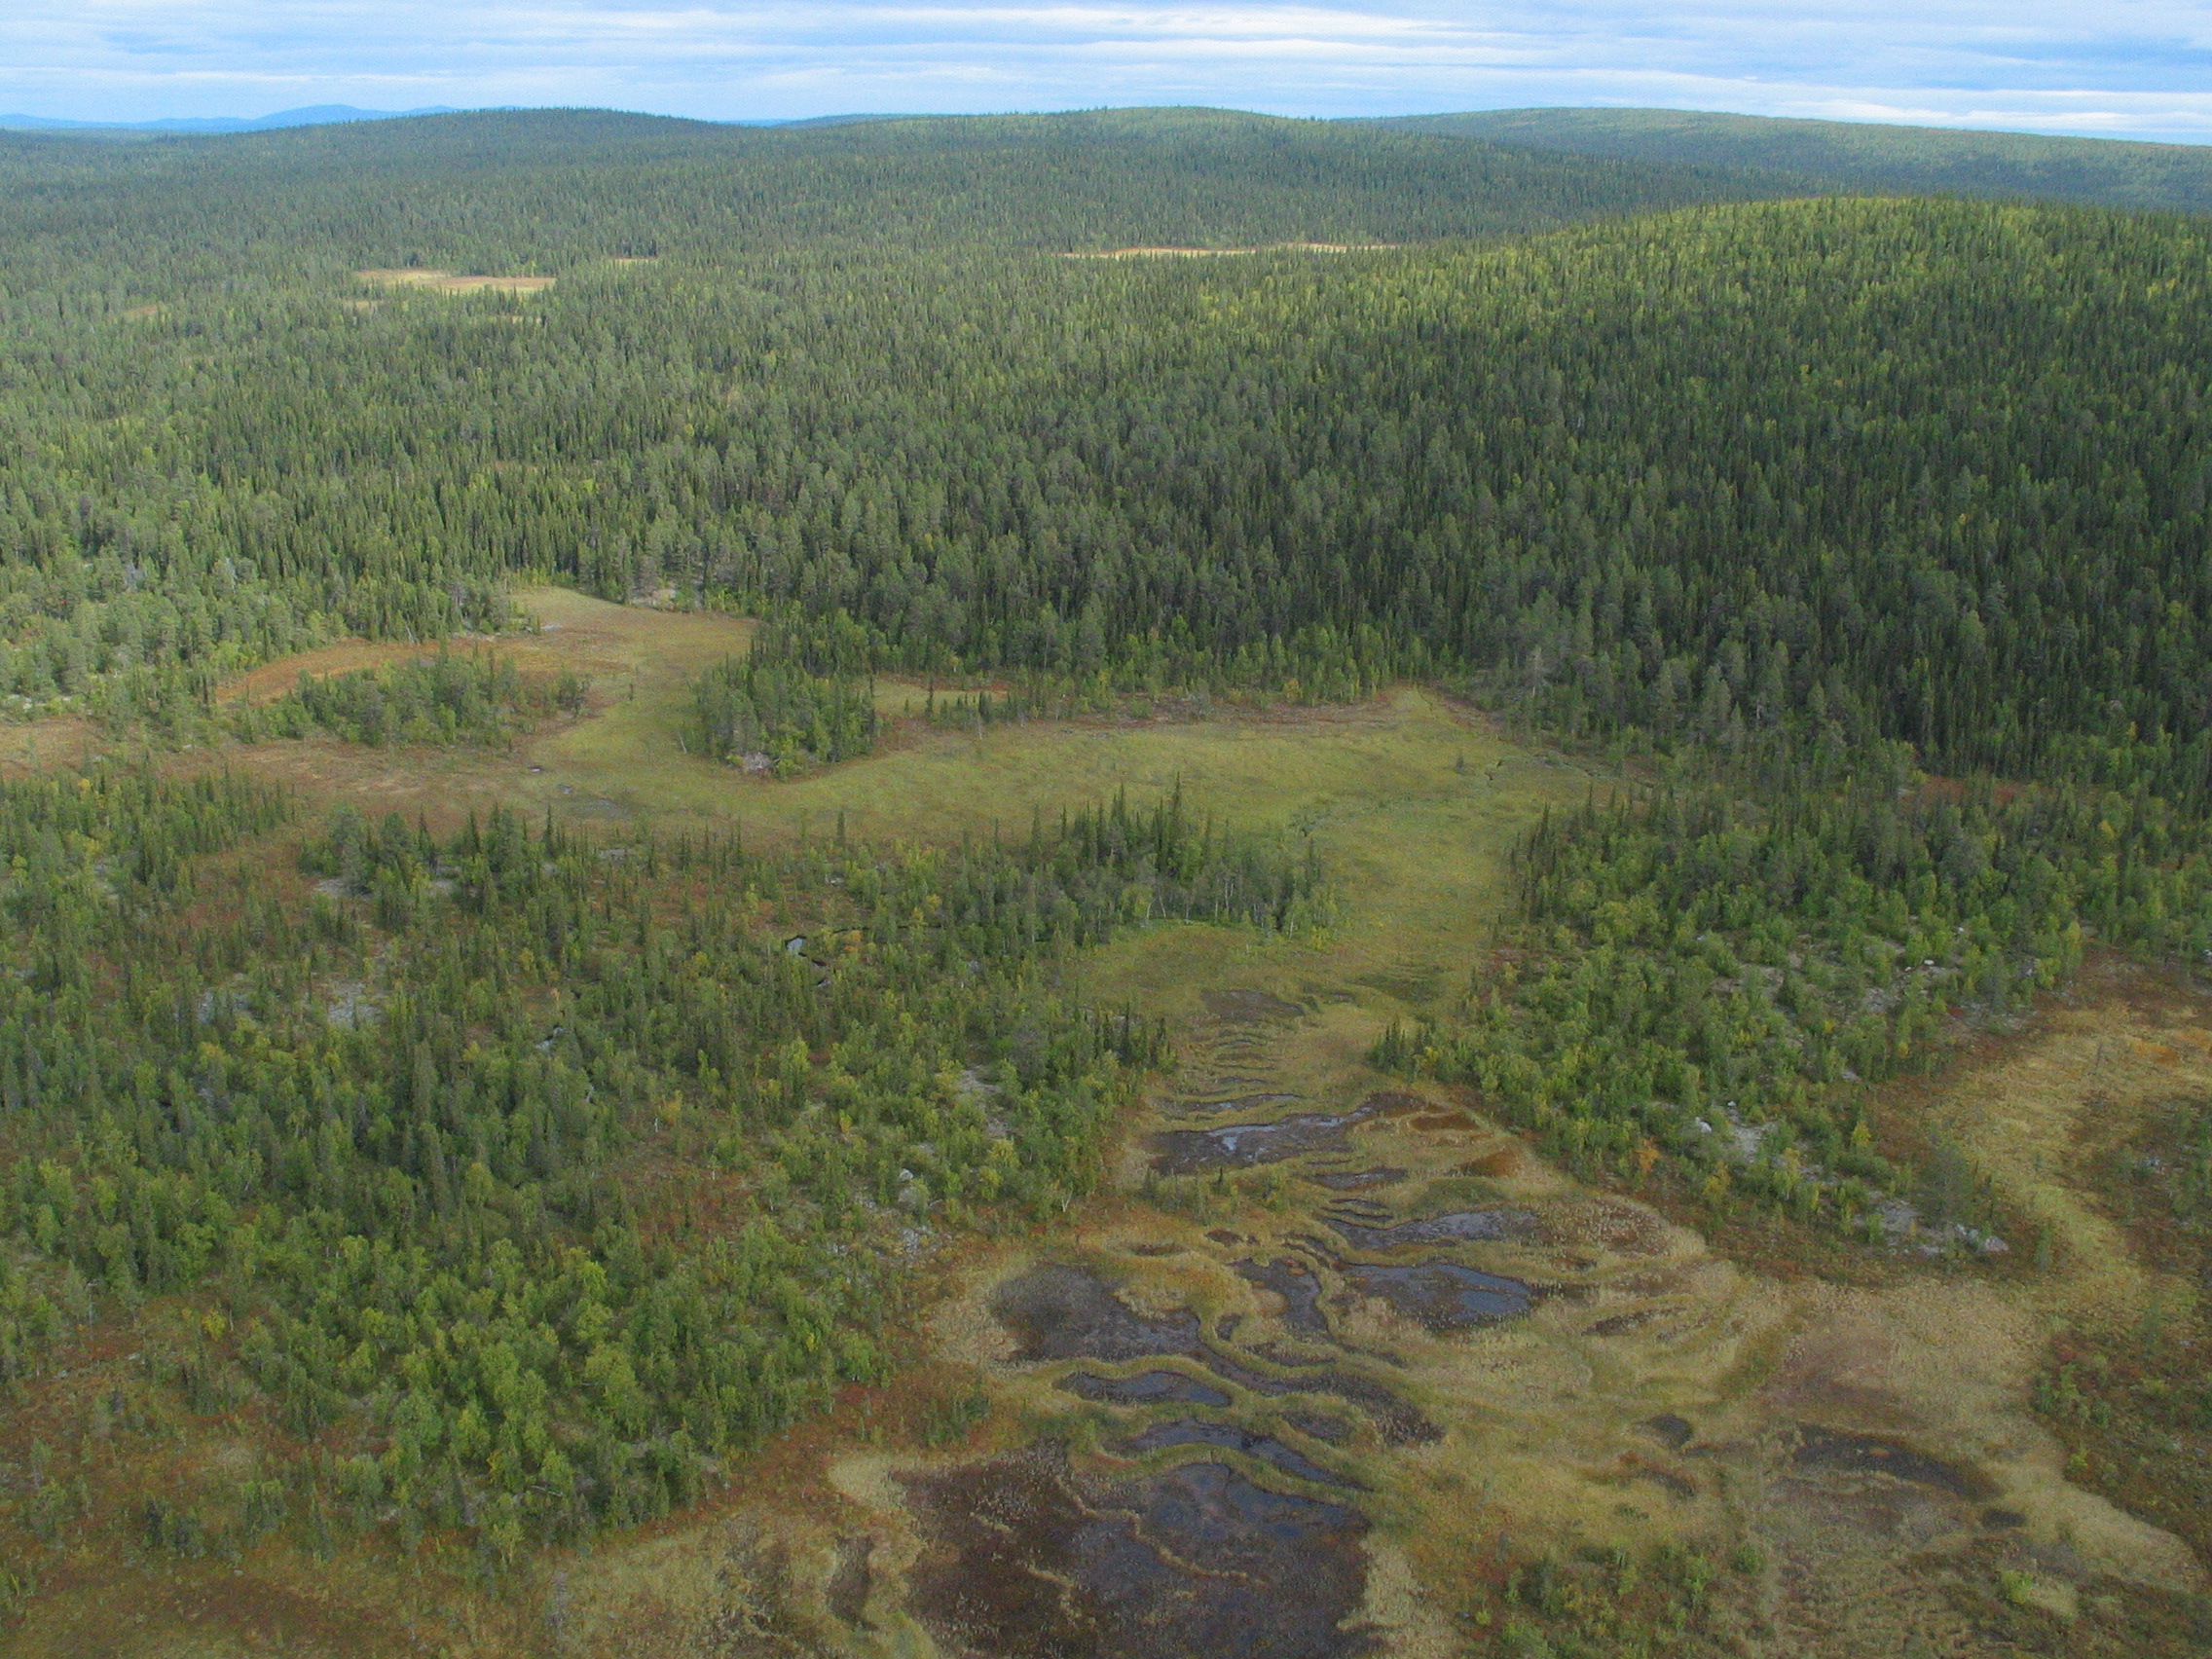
<box><xmin>3</xmin><ymin>0</ymin><xmax>2208</xmax><ymax>141</ymax></box>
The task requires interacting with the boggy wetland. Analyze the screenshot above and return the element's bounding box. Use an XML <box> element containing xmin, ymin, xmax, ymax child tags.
<box><xmin>0</xmin><ymin>591</ymin><xmax>2200</xmax><ymax>1658</ymax></box>
<box><xmin>3</xmin><ymin>105</ymin><xmax>2212</xmax><ymax>1659</ymax></box>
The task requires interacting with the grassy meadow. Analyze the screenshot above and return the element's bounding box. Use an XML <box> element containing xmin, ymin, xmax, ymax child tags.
<box><xmin>0</xmin><ymin>593</ymin><xmax>2203</xmax><ymax>1659</ymax></box>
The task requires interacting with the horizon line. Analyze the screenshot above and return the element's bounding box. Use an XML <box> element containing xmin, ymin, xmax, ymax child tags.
<box><xmin>5</xmin><ymin>101</ymin><xmax>2211</xmax><ymax>150</ymax></box>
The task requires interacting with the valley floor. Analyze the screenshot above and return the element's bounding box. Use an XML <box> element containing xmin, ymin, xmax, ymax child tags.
<box><xmin>0</xmin><ymin>593</ymin><xmax>2203</xmax><ymax>1658</ymax></box>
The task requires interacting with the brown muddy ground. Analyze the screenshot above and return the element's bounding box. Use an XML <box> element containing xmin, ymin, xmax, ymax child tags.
<box><xmin>640</xmin><ymin>967</ymin><xmax>2206</xmax><ymax>1659</ymax></box>
<box><xmin>4</xmin><ymin>622</ymin><xmax>2207</xmax><ymax>1655</ymax></box>
<box><xmin>900</xmin><ymin>1444</ymin><xmax>1374</xmax><ymax>1659</ymax></box>
<box><xmin>33</xmin><ymin>950</ymin><xmax>2195</xmax><ymax>1659</ymax></box>
<box><xmin>461</xmin><ymin>961</ymin><xmax>2211</xmax><ymax>1659</ymax></box>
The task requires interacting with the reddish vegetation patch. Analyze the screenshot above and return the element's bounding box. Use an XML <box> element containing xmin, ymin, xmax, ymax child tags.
<box><xmin>1908</xmin><ymin>772</ymin><xmax>2026</xmax><ymax>808</ymax></box>
<box><xmin>1360</xmin><ymin>1091</ymin><xmax>1429</xmax><ymax>1117</ymax></box>
<box><xmin>17</xmin><ymin>1559</ymin><xmax>436</xmax><ymax>1658</ymax></box>
<box><xmin>0</xmin><ymin>717</ymin><xmax>100</xmax><ymax>778</ymax></box>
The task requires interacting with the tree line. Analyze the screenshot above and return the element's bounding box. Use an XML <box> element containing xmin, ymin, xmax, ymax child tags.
<box><xmin>4</xmin><ymin>188</ymin><xmax>2206</xmax><ymax>817</ymax></box>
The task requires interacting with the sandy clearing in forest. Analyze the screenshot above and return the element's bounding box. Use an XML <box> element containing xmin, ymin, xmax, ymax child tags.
<box><xmin>355</xmin><ymin>268</ymin><xmax>555</xmax><ymax>294</ymax></box>
<box><xmin>1062</xmin><ymin>241</ymin><xmax>1399</xmax><ymax>258</ymax></box>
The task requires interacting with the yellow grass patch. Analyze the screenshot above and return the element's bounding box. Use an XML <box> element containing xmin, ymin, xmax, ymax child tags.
<box><xmin>354</xmin><ymin>268</ymin><xmax>555</xmax><ymax>295</ymax></box>
<box><xmin>518</xmin><ymin>588</ymin><xmax>1577</xmax><ymax>868</ymax></box>
<box><xmin>1062</xmin><ymin>241</ymin><xmax>1399</xmax><ymax>259</ymax></box>
<box><xmin>1911</xmin><ymin>962</ymin><xmax>2212</xmax><ymax>1333</ymax></box>
<box><xmin>7</xmin><ymin>586</ymin><xmax>2206</xmax><ymax>1653</ymax></box>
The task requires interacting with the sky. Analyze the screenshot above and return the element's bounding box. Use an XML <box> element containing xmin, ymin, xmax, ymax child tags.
<box><xmin>1</xmin><ymin>0</ymin><xmax>2208</xmax><ymax>142</ymax></box>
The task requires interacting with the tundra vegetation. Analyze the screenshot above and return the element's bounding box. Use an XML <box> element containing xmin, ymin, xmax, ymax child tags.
<box><xmin>0</xmin><ymin>105</ymin><xmax>2206</xmax><ymax>1656</ymax></box>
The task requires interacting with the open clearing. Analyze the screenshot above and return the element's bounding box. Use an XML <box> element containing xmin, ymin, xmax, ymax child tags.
<box><xmin>219</xmin><ymin>636</ymin><xmax>566</xmax><ymax>705</ymax></box>
<box><xmin>2</xmin><ymin>591</ymin><xmax>2205</xmax><ymax>1657</ymax></box>
<box><xmin>1063</xmin><ymin>242</ymin><xmax>1399</xmax><ymax>258</ymax></box>
<box><xmin>355</xmin><ymin>269</ymin><xmax>556</xmax><ymax>295</ymax></box>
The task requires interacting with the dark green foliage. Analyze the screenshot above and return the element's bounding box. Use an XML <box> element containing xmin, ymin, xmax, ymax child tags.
<box><xmin>1382</xmin><ymin>108</ymin><xmax>2212</xmax><ymax>218</ymax></box>
<box><xmin>693</xmin><ymin>653</ymin><xmax>876</xmax><ymax>773</ymax></box>
<box><xmin>0</xmin><ymin>1560</ymin><xmax>29</xmax><ymax>1620</ymax></box>
<box><xmin>2159</xmin><ymin>1104</ymin><xmax>2212</xmax><ymax>1227</ymax></box>
<box><xmin>133</xmin><ymin>1475</ymin><xmax>283</xmax><ymax>1561</ymax></box>
<box><xmin>1485</xmin><ymin>1538</ymin><xmax>1722</xmax><ymax>1655</ymax></box>
<box><xmin>0</xmin><ymin>1258</ymin><xmax>73</xmax><ymax>1390</ymax></box>
<box><xmin>139</xmin><ymin>1496</ymin><xmax>209</xmax><ymax>1558</ymax></box>
<box><xmin>19</xmin><ymin>1462</ymin><xmax>85</xmax><ymax>1549</ymax></box>
<box><xmin>5</xmin><ymin>122</ymin><xmax>2208</xmax><ymax>801</ymax></box>
<box><xmin>918</xmin><ymin>1386</ymin><xmax>991</xmax><ymax>1447</ymax></box>
<box><xmin>9</xmin><ymin>105</ymin><xmax>2212</xmax><ymax>1577</ymax></box>
<box><xmin>0</xmin><ymin>769</ymin><xmax>1316</xmax><ymax>1547</ymax></box>
<box><xmin>234</xmin><ymin>649</ymin><xmax>581</xmax><ymax>747</ymax></box>
<box><xmin>0</xmin><ymin>107</ymin><xmax>1767</xmax><ymax>284</ymax></box>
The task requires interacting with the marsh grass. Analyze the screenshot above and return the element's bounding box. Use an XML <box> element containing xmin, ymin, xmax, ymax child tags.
<box><xmin>5</xmin><ymin>591</ymin><xmax>2199</xmax><ymax>1657</ymax></box>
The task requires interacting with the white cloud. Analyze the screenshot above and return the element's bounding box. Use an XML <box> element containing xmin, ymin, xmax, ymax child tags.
<box><xmin>0</xmin><ymin>0</ymin><xmax>2205</xmax><ymax>140</ymax></box>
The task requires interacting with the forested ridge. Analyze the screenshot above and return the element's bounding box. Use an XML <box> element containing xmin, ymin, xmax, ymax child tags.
<box><xmin>8</xmin><ymin>180</ymin><xmax>2209</xmax><ymax>804</ymax></box>
<box><xmin>1382</xmin><ymin>108</ymin><xmax>2212</xmax><ymax>218</ymax></box>
<box><xmin>1</xmin><ymin>108</ymin><xmax>2211</xmax><ymax>1590</ymax></box>
<box><xmin>0</xmin><ymin>107</ymin><xmax>1782</xmax><ymax>731</ymax></box>
<box><xmin>0</xmin><ymin>107</ymin><xmax>1773</xmax><ymax>286</ymax></box>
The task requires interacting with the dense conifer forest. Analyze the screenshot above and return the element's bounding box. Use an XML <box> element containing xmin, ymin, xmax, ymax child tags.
<box><xmin>1384</xmin><ymin>108</ymin><xmax>2212</xmax><ymax>217</ymax></box>
<box><xmin>1</xmin><ymin>106</ymin><xmax>2210</xmax><ymax>1614</ymax></box>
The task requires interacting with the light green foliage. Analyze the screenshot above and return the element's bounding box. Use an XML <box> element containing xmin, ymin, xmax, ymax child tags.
<box><xmin>0</xmin><ymin>769</ymin><xmax>1312</xmax><ymax>1547</ymax></box>
<box><xmin>1388</xmin><ymin>754</ymin><xmax>2212</xmax><ymax>1230</ymax></box>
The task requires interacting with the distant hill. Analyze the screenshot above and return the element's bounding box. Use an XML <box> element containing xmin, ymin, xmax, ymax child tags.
<box><xmin>0</xmin><ymin>106</ymin><xmax>1795</xmax><ymax>277</ymax></box>
<box><xmin>756</xmin><ymin>114</ymin><xmax>926</xmax><ymax>129</ymax></box>
<box><xmin>0</xmin><ymin>104</ymin><xmax>459</xmax><ymax>134</ymax></box>
<box><xmin>1377</xmin><ymin>108</ymin><xmax>2212</xmax><ymax>215</ymax></box>
<box><xmin>12</xmin><ymin>102</ymin><xmax>2206</xmax><ymax>293</ymax></box>
<box><xmin>13</xmin><ymin>104</ymin><xmax>2209</xmax><ymax>224</ymax></box>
